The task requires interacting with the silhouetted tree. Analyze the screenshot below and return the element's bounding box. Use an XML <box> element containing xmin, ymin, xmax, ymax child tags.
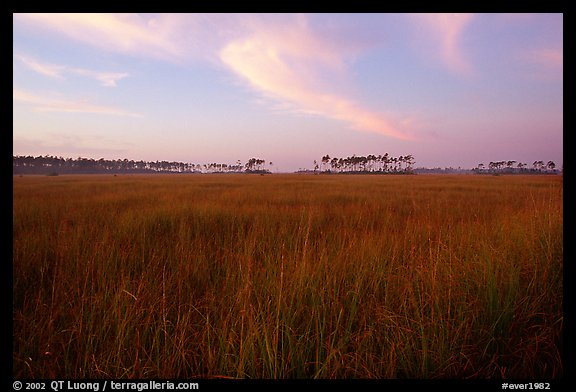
<box><xmin>321</xmin><ymin>155</ymin><xmax>330</xmax><ymax>172</ymax></box>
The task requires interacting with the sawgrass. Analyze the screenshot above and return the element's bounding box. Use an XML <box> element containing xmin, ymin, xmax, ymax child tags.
<box><xmin>13</xmin><ymin>174</ymin><xmax>563</xmax><ymax>378</ymax></box>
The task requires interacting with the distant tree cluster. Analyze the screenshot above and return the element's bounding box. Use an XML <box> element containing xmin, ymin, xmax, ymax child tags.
<box><xmin>244</xmin><ymin>158</ymin><xmax>272</xmax><ymax>173</ymax></box>
<box><xmin>413</xmin><ymin>167</ymin><xmax>468</xmax><ymax>174</ymax></box>
<box><xmin>473</xmin><ymin>160</ymin><xmax>559</xmax><ymax>175</ymax></box>
<box><xmin>13</xmin><ymin>155</ymin><xmax>271</xmax><ymax>175</ymax></box>
<box><xmin>312</xmin><ymin>154</ymin><xmax>415</xmax><ymax>174</ymax></box>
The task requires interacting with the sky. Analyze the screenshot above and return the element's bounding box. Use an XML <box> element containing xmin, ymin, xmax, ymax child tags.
<box><xmin>13</xmin><ymin>13</ymin><xmax>563</xmax><ymax>172</ymax></box>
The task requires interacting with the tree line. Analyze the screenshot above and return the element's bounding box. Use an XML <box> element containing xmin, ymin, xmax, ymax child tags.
<box><xmin>310</xmin><ymin>153</ymin><xmax>415</xmax><ymax>174</ymax></box>
<box><xmin>473</xmin><ymin>160</ymin><xmax>559</xmax><ymax>174</ymax></box>
<box><xmin>12</xmin><ymin>155</ymin><xmax>271</xmax><ymax>175</ymax></box>
<box><xmin>13</xmin><ymin>154</ymin><xmax>560</xmax><ymax>175</ymax></box>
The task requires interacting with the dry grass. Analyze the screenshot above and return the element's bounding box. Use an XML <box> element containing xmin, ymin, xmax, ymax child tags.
<box><xmin>13</xmin><ymin>174</ymin><xmax>563</xmax><ymax>378</ymax></box>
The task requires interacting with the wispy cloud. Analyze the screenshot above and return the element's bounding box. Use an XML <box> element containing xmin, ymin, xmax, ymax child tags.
<box><xmin>219</xmin><ymin>16</ymin><xmax>416</xmax><ymax>140</ymax></box>
<box><xmin>13</xmin><ymin>88</ymin><xmax>141</xmax><ymax>117</ymax></box>
<box><xmin>14</xmin><ymin>54</ymin><xmax>65</xmax><ymax>79</ymax></box>
<box><xmin>69</xmin><ymin>68</ymin><xmax>129</xmax><ymax>87</ymax></box>
<box><xmin>412</xmin><ymin>13</ymin><xmax>474</xmax><ymax>75</ymax></box>
<box><xmin>517</xmin><ymin>47</ymin><xmax>563</xmax><ymax>81</ymax></box>
<box><xmin>14</xmin><ymin>54</ymin><xmax>129</xmax><ymax>87</ymax></box>
<box><xmin>14</xmin><ymin>13</ymin><xmax>417</xmax><ymax>140</ymax></box>
<box><xmin>13</xmin><ymin>13</ymin><xmax>194</xmax><ymax>62</ymax></box>
<box><xmin>527</xmin><ymin>47</ymin><xmax>563</xmax><ymax>70</ymax></box>
<box><xmin>13</xmin><ymin>133</ymin><xmax>132</xmax><ymax>158</ymax></box>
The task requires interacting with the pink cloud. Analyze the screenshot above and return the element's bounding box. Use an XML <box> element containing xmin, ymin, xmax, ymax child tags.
<box><xmin>528</xmin><ymin>48</ymin><xmax>563</xmax><ymax>70</ymax></box>
<box><xmin>13</xmin><ymin>88</ymin><xmax>141</xmax><ymax>117</ymax></box>
<box><xmin>412</xmin><ymin>13</ymin><xmax>474</xmax><ymax>75</ymax></box>
<box><xmin>14</xmin><ymin>13</ymin><xmax>417</xmax><ymax>140</ymax></box>
<box><xmin>15</xmin><ymin>54</ymin><xmax>129</xmax><ymax>87</ymax></box>
<box><xmin>219</xmin><ymin>16</ymin><xmax>416</xmax><ymax>141</ymax></box>
<box><xmin>13</xmin><ymin>13</ymin><xmax>188</xmax><ymax>61</ymax></box>
<box><xmin>507</xmin><ymin>45</ymin><xmax>563</xmax><ymax>82</ymax></box>
<box><xmin>14</xmin><ymin>54</ymin><xmax>65</xmax><ymax>79</ymax></box>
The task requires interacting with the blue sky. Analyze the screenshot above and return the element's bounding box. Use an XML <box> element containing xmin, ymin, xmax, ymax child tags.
<box><xmin>13</xmin><ymin>13</ymin><xmax>563</xmax><ymax>172</ymax></box>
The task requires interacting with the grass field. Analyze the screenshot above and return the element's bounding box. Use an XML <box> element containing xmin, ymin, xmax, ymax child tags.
<box><xmin>12</xmin><ymin>174</ymin><xmax>563</xmax><ymax>378</ymax></box>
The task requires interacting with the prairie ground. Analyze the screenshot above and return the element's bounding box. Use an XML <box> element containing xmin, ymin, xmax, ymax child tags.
<box><xmin>12</xmin><ymin>174</ymin><xmax>563</xmax><ymax>378</ymax></box>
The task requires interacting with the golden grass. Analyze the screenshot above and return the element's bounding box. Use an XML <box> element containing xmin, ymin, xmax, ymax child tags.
<box><xmin>13</xmin><ymin>174</ymin><xmax>563</xmax><ymax>378</ymax></box>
